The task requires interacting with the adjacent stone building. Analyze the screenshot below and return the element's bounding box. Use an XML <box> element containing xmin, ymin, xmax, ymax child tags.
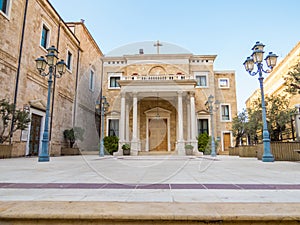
<box><xmin>102</xmin><ymin>42</ymin><xmax>237</xmax><ymax>155</ymax></box>
<box><xmin>0</xmin><ymin>0</ymin><xmax>102</xmax><ymax>156</ymax></box>
<box><xmin>246</xmin><ymin>41</ymin><xmax>300</xmax><ymax>141</ymax></box>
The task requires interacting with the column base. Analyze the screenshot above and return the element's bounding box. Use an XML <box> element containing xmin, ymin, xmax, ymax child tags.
<box><xmin>176</xmin><ymin>141</ymin><xmax>185</xmax><ymax>155</ymax></box>
<box><xmin>130</xmin><ymin>140</ymin><xmax>141</xmax><ymax>156</ymax></box>
<box><xmin>262</xmin><ymin>155</ymin><xmax>274</xmax><ymax>162</ymax></box>
<box><xmin>38</xmin><ymin>155</ymin><xmax>50</xmax><ymax>162</ymax></box>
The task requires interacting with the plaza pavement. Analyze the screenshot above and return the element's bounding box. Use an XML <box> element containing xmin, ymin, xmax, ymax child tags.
<box><xmin>0</xmin><ymin>154</ymin><xmax>299</xmax><ymax>203</ymax></box>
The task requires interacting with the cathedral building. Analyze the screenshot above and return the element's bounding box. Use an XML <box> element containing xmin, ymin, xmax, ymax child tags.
<box><xmin>102</xmin><ymin>41</ymin><xmax>237</xmax><ymax>155</ymax></box>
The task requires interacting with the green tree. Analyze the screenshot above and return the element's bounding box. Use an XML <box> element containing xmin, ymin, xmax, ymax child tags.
<box><xmin>248</xmin><ymin>95</ymin><xmax>294</xmax><ymax>142</ymax></box>
<box><xmin>232</xmin><ymin>109</ymin><xmax>247</xmax><ymax>147</ymax></box>
<box><xmin>284</xmin><ymin>62</ymin><xmax>300</xmax><ymax>94</ymax></box>
<box><xmin>246</xmin><ymin>106</ymin><xmax>262</xmax><ymax>144</ymax></box>
<box><xmin>265</xmin><ymin>95</ymin><xmax>294</xmax><ymax>141</ymax></box>
<box><xmin>0</xmin><ymin>99</ymin><xmax>30</xmax><ymax>144</ymax></box>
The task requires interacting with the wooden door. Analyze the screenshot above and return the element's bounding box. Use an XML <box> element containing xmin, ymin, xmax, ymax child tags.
<box><xmin>149</xmin><ymin>118</ymin><xmax>167</xmax><ymax>151</ymax></box>
<box><xmin>29</xmin><ymin>114</ymin><xmax>42</xmax><ymax>156</ymax></box>
<box><xmin>223</xmin><ymin>133</ymin><xmax>231</xmax><ymax>151</ymax></box>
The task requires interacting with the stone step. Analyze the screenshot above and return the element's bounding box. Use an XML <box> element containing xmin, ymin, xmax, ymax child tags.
<box><xmin>0</xmin><ymin>201</ymin><xmax>299</xmax><ymax>224</ymax></box>
<box><xmin>138</xmin><ymin>150</ymin><xmax>174</xmax><ymax>156</ymax></box>
<box><xmin>218</xmin><ymin>150</ymin><xmax>229</xmax><ymax>155</ymax></box>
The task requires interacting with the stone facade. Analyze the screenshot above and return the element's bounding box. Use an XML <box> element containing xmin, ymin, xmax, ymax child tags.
<box><xmin>0</xmin><ymin>0</ymin><xmax>103</xmax><ymax>156</ymax></box>
<box><xmin>102</xmin><ymin>48</ymin><xmax>237</xmax><ymax>154</ymax></box>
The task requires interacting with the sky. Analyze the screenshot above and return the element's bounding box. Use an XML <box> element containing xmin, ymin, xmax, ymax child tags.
<box><xmin>50</xmin><ymin>0</ymin><xmax>300</xmax><ymax>111</ymax></box>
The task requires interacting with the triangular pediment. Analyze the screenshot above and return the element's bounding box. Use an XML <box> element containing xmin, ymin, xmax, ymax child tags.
<box><xmin>144</xmin><ymin>107</ymin><xmax>171</xmax><ymax>117</ymax></box>
<box><xmin>197</xmin><ymin>109</ymin><xmax>209</xmax><ymax>115</ymax></box>
<box><xmin>29</xmin><ymin>99</ymin><xmax>46</xmax><ymax>111</ymax></box>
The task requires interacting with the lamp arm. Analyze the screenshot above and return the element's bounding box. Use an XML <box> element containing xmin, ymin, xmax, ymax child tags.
<box><xmin>261</xmin><ymin>66</ymin><xmax>272</xmax><ymax>74</ymax></box>
<box><xmin>248</xmin><ymin>70</ymin><xmax>259</xmax><ymax>77</ymax></box>
<box><xmin>39</xmin><ymin>71</ymin><xmax>50</xmax><ymax>77</ymax></box>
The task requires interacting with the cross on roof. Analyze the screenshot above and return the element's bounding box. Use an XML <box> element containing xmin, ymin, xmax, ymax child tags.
<box><xmin>154</xmin><ymin>40</ymin><xmax>163</xmax><ymax>54</ymax></box>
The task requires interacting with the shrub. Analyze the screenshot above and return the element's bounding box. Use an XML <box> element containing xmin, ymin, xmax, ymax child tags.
<box><xmin>204</xmin><ymin>136</ymin><xmax>219</xmax><ymax>155</ymax></box>
<box><xmin>103</xmin><ymin>136</ymin><xmax>119</xmax><ymax>155</ymax></box>
<box><xmin>122</xmin><ymin>143</ymin><xmax>130</xmax><ymax>150</ymax></box>
<box><xmin>198</xmin><ymin>132</ymin><xmax>209</xmax><ymax>153</ymax></box>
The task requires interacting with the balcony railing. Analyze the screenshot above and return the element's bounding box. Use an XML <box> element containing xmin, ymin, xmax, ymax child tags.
<box><xmin>122</xmin><ymin>74</ymin><xmax>194</xmax><ymax>81</ymax></box>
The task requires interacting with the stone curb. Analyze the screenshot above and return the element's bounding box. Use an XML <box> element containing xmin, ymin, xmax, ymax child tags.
<box><xmin>0</xmin><ymin>201</ymin><xmax>299</xmax><ymax>222</ymax></box>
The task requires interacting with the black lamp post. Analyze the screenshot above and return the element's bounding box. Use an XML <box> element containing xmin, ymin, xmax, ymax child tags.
<box><xmin>35</xmin><ymin>46</ymin><xmax>67</xmax><ymax>162</ymax></box>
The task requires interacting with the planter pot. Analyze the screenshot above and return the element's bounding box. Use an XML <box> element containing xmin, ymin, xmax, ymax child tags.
<box><xmin>185</xmin><ymin>148</ymin><xmax>193</xmax><ymax>156</ymax></box>
<box><xmin>0</xmin><ymin>144</ymin><xmax>13</xmax><ymax>159</ymax></box>
<box><xmin>61</xmin><ymin>147</ymin><xmax>80</xmax><ymax>156</ymax></box>
<box><xmin>123</xmin><ymin>149</ymin><xmax>130</xmax><ymax>156</ymax></box>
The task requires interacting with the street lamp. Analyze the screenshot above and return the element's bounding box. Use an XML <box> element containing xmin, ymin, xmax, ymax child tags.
<box><xmin>243</xmin><ymin>41</ymin><xmax>278</xmax><ymax>162</ymax></box>
<box><xmin>96</xmin><ymin>96</ymin><xmax>109</xmax><ymax>157</ymax></box>
<box><xmin>35</xmin><ymin>46</ymin><xmax>67</xmax><ymax>162</ymax></box>
<box><xmin>205</xmin><ymin>94</ymin><xmax>220</xmax><ymax>157</ymax></box>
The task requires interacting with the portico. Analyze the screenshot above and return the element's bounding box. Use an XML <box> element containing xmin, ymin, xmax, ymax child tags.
<box><xmin>115</xmin><ymin>78</ymin><xmax>198</xmax><ymax>155</ymax></box>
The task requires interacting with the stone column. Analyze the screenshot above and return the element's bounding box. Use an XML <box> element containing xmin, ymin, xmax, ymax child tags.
<box><xmin>176</xmin><ymin>91</ymin><xmax>185</xmax><ymax>155</ymax></box>
<box><xmin>125</xmin><ymin>101</ymin><xmax>130</xmax><ymax>142</ymax></box>
<box><xmin>187</xmin><ymin>101</ymin><xmax>191</xmax><ymax>141</ymax></box>
<box><xmin>131</xmin><ymin>92</ymin><xmax>140</xmax><ymax>155</ymax></box>
<box><xmin>190</xmin><ymin>92</ymin><xmax>198</xmax><ymax>153</ymax></box>
<box><xmin>117</xmin><ymin>92</ymin><xmax>126</xmax><ymax>155</ymax></box>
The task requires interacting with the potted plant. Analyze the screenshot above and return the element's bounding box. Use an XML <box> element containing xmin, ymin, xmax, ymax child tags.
<box><xmin>0</xmin><ymin>99</ymin><xmax>30</xmax><ymax>158</ymax></box>
<box><xmin>122</xmin><ymin>143</ymin><xmax>130</xmax><ymax>156</ymax></box>
<box><xmin>185</xmin><ymin>144</ymin><xmax>194</xmax><ymax>155</ymax></box>
<box><xmin>62</xmin><ymin>127</ymin><xmax>84</xmax><ymax>155</ymax></box>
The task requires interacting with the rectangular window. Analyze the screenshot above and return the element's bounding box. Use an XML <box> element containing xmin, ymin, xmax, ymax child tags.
<box><xmin>196</xmin><ymin>75</ymin><xmax>207</xmax><ymax>87</ymax></box>
<box><xmin>194</xmin><ymin>72</ymin><xmax>208</xmax><ymax>87</ymax></box>
<box><xmin>0</xmin><ymin>0</ymin><xmax>8</xmax><ymax>14</ymax></box>
<box><xmin>109</xmin><ymin>119</ymin><xmax>119</xmax><ymax>137</ymax></box>
<box><xmin>221</xmin><ymin>105</ymin><xmax>230</xmax><ymax>121</ymax></box>
<box><xmin>89</xmin><ymin>70</ymin><xmax>94</xmax><ymax>91</ymax></box>
<box><xmin>67</xmin><ymin>51</ymin><xmax>72</xmax><ymax>70</ymax></box>
<box><xmin>219</xmin><ymin>78</ymin><xmax>229</xmax><ymax>88</ymax></box>
<box><xmin>198</xmin><ymin>119</ymin><xmax>209</xmax><ymax>135</ymax></box>
<box><xmin>40</xmin><ymin>25</ymin><xmax>49</xmax><ymax>49</ymax></box>
<box><xmin>110</xmin><ymin>77</ymin><xmax>120</xmax><ymax>88</ymax></box>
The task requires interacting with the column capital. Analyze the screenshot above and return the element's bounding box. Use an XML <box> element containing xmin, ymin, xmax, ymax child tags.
<box><xmin>189</xmin><ymin>91</ymin><xmax>195</xmax><ymax>97</ymax></box>
<box><xmin>132</xmin><ymin>91</ymin><xmax>138</xmax><ymax>98</ymax></box>
<box><xmin>177</xmin><ymin>90</ymin><xmax>183</xmax><ymax>96</ymax></box>
<box><xmin>121</xmin><ymin>92</ymin><xmax>126</xmax><ymax>98</ymax></box>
